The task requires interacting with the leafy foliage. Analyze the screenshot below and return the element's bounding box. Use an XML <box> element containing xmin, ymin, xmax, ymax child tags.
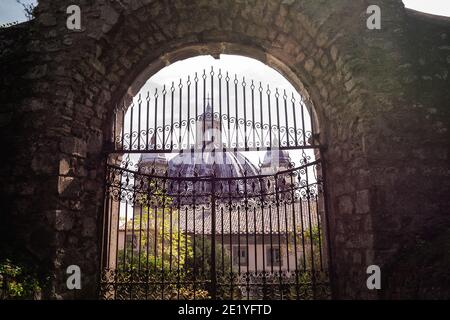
<box><xmin>0</xmin><ymin>259</ymin><xmax>42</xmax><ymax>299</ymax></box>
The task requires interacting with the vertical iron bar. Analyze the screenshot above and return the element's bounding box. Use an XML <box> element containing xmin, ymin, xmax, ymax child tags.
<box><xmin>291</xmin><ymin>94</ymin><xmax>298</xmax><ymax>147</ymax></box>
<box><xmin>275</xmin><ymin>89</ymin><xmax>281</xmax><ymax>148</ymax></box>
<box><xmin>138</xmin><ymin>94</ymin><xmax>142</xmax><ymax>151</ymax></box>
<box><xmin>138</xmin><ymin>195</ymin><xmax>143</xmax><ymax>273</ymax></box>
<box><xmin>187</xmin><ymin>76</ymin><xmax>191</xmax><ymax>149</ymax></box>
<box><xmin>178</xmin><ymin>79</ymin><xmax>183</xmax><ymax>150</ymax></box>
<box><xmin>304</xmin><ymin>158</ymin><xmax>316</xmax><ymax>299</ymax></box>
<box><xmin>289</xmin><ymin>171</ymin><xmax>300</xmax><ymax>299</ymax></box>
<box><xmin>192</xmin><ymin>180</ymin><xmax>197</xmax><ymax>298</ymax></box>
<box><xmin>274</xmin><ymin>172</ymin><xmax>283</xmax><ymax>299</ymax></box>
<box><xmin>218</xmin><ymin>70</ymin><xmax>223</xmax><ymax>151</ymax></box>
<box><xmin>242</xmin><ymin>77</ymin><xmax>247</xmax><ymax>150</ymax></box>
<box><xmin>162</xmin><ymin>85</ymin><xmax>166</xmax><ymax>150</ymax></box>
<box><xmin>267</xmin><ymin>86</ymin><xmax>272</xmax><ymax>149</ymax></box>
<box><xmin>253</xmin><ymin>205</ymin><xmax>257</xmax><ymax>298</ymax></box>
<box><xmin>202</xmin><ymin>205</ymin><xmax>205</xmax><ymax>276</ymax></box>
<box><xmin>154</xmin><ymin>89</ymin><xmax>158</xmax><ymax>150</ymax></box>
<box><xmin>114</xmin><ymin>170</ymin><xmax>122</xmax><ymax>297</ymax></box>
<box><xmin>221</xmin><ymin>205</ymin><xmax>225</xmax><ymax>290</ymax></box>
<box><xmin>251</xmin><ymin>81</ymin><xmax>256</xmax><ymax>150</ymax></box>
<box><xmin>161</xmin><ymin>177</ymin><xmax>166</xmax><ymax>299</ymax></box>
<box><xmin>121</xmin><ymin>109</ymin><xmax>125</xmax><ymax>150</ymax></box>
<box><xmin>300</xmin><ymin>101</ymin><xmax>306</xmax><ymax>147</ymax></box>
<box><xmin>169</xmin><ymin>206</ymin><xmax>173</xmax><ymax>273</ymax></box>
<box><xmin>284</xmin><ymin>184</ymin><xmax>290</xmax><ymax>273</ymax></box>
<box><xmin>283</xmin><ymin>90</ymin><xmax>289</xmax><ymax>148</ymax></box>
<box><xmin>210</xmin><ymin>178</ymin><xmax>217</xmax><ymax>299</ymax></box>
<box><xmin>244</xmin><ymin>174</ymin><xmax>250</xmax><ymax>300</ymax></box>
<box><xmin>203</xmin><ymin>70</ymin><xmax>206</xmax><ymax>151</ymax></box>
<box><xmin>228</xmin><ymin>179</ymin><xmax>233</xmax><ymax>299</ymax></box>
<box><xmin>260</xmin><ymin>177</ymin><xmax>267</xmax><ymax>299</ymax></box>
<box><xmin>226</xmin><ymin>73</ymin><xmax>231</xmax><ymax>150</ymax></box>
<box><xmin>129</xmin><ymin>103</ymin><xmax>134</xmax><ymax>151</ymax></box>
<box><xmin>195</xmin><ymin>73</ymin><xmax>199</xmax><ymax>150</ymax></box>
<box><xmin>123</xmin><ymin>199</ymin><xmax>129</xmax><ymax>272</ymax></box>
<box><xmin>170</xmin><ymin>82</ymin><xmax>175</xmax><ymax>150</ymax></box>
<box><xmin>145</xmin><ymin>187</ymin><xmax>151</xmax><ymax>299</ymax></box>
<box><xmin>234</xmin><ymin>75</ymin><xmax>239</xmax><ymax>151</ymax></box>
<box><xmin>146</xmin><ymin>92</ymin><xmax>150</xmax><ymax>151</ymax></box>
<box><xmin>259</xmin><ymin>83</ymin><xmax>263</xmax><ymax>149</ymax></box>
<box><xmin>210</xmin><ymin>67</ymin><xmax>215</xmax><ymax>148</ymax></box>
<box><xmin>315</xmin><ymin>193</ymin><xmax>324</xmax><ymax>271</ymax></box>
<box><xmin>269</xmin><ymin>203</ymin><xmax>274</xmax><ymax>275</ymax></box>
<box><xmin>177</xmin><ymin>179</ymin><xmax>181</xmax><ymax>299</ymax></box>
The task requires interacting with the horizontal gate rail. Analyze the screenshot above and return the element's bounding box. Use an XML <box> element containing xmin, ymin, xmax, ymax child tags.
<box><xmin>106</xmin><ymin>158</ymin><xmax>322</xmax><ymax>180</ymax></box>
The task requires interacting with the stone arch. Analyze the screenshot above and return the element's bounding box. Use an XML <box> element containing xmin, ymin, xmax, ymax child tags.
<box><xmin>80</xmin><ymin>0</ymin><xmax>369</xmax><ymax>159</ymax></box>
<box><xmin>63</xmin><ymin>0</ymin><xmax>372</xmax><ymax>300</ymax></box>
<box><xmin>108</xmin><ymin>43</ymin><xmax>323</xmax><ymax>147</ymax></box>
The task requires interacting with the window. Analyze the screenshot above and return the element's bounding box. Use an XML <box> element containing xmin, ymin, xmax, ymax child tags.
<box><xmin>232</xmin><ymin>246</ymin><xmax>248</xmax><ymax>266</ymax></box>
<box><xmin>266</xmin><ymin>247</ymin><xmax>283</xmax><ymax>267</ymax></box>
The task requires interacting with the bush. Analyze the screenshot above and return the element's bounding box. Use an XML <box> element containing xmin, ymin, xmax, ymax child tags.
<box><xmin>0</xmin><ymin>258</ymin><xmax>42</xmax><ymax>299</ymax></box>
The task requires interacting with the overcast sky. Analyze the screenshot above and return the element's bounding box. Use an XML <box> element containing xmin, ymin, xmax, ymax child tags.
<box><xmin>0</xmin><ymin>0</ymin><xmax>36</xmax><ymax>25</ymax></box>
<box><xmin>402</xmin><ymin>0</ymin><xmax>450</xmax><ymax>16</ymax></box>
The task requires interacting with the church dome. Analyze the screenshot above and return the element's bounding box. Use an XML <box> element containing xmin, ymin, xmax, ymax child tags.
<box><xmin>261</xmin><ymin>148</ymin><xmax>292</xmax><ymax>169</ymax></box>
<box><xmin>139</xmin><ymin>153</ymin><xmax>167</xmax><ymax>166</ymax></box>
<box><xmin>168</xmin><ymin>97</ymin><xmax>260</xmax><ymax>179</ymax></box>
<box><xmin>167</xmin><ymin>150</ymin><xmax>263</xmax><ymax>204</ymax></box>
<box><xmin>138</xmin><ymin>152</ymin><xmax>168</xmax><ymax>174</ymax></box>
<box><xmin>168</xmin><ymin>150</ymin><xmax>259</xmax><ymax>178</ymax></box>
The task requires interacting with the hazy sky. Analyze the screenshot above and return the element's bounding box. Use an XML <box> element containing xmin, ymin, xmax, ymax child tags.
<box><xmin>0</xmin><ymin>0</ymin><xmax>36</xmax><ymax>25</ymax></box>
<box><xmin>1</xmin><ymin>0</ymin><xmax>450</xmax><ymax>25</ymax></box>
<box><xmin>403</xmin><ymin>0</ymin><xmax>450</xmax><ymax>16</ymax></box>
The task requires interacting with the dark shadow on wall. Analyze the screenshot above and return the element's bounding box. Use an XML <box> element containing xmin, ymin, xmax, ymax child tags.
<box><xmin>0</xmin><ymin>21</ymin><xmax>53</xmax><ymax>299</ymax></box>
<box><xmin>383</xmin><ymin>226</ymin><xmax>450</xmax><ymax>299</ymax></box>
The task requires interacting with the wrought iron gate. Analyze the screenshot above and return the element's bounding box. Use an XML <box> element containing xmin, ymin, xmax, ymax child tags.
<box><xmin>100</xmin><ymin>158</ymin><xmax>329</xmax><ymax>300</ymax></box>
<box><xmin>99</xmin><ymin>67</ymin><xmax>330</xmax><ymax>300</ymax></box>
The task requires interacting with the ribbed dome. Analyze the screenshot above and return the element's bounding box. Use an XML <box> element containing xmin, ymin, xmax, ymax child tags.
<box><xmin>139</xmin><ymin>153</ymin><xmax>167</xmax><ymax>166</ymax></box>
<box><xmin>261</xmin><ymin>149</ymin><xmax>291</xmax><ymax>168</ymax></box>
<box><xmin>168</xmin><ymin>149</ymin><xmax>259</xmax><ymax>178</ymax></box>
<box><xmin>137</xmin><ymin>133</ymin><xmax>168</xmax><ymax>173</ymax></box>
<box><xmin>166</xmin><ymin>149</ymin><xmax>264</xmax><ymax>204</ymax></box>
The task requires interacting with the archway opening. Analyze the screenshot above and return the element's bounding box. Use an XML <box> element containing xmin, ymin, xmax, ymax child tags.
<box><xmin>100</xmin><ymin>55</ymin><xmax>330</xmax><ymax>300</ymax></box>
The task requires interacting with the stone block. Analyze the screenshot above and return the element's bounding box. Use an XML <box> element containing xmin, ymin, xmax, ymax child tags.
<box><xmin>59</xmin><ymin>158</ymin><xmax>71</xmax><ymax>175</ymax></box>
<box><xmin>55</xmin><ymin>210</ymin><xmax>74</xmax><ymax>231</ymax></box>
<box><xmin>356</xmin><ymin>190</ymin><xmax>370</xmax><ymax>214</ymax></box>
<box><xmin>60</xmin><ymin>137</ymin><xmax>87</xmax><ymax>158</ymax></box>
<box><xmin>338</xmin><ymin>195</ymin><xmax>354</xmax><ymax>215</ymax></box>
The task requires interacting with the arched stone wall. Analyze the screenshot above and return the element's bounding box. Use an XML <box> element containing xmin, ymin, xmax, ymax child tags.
<box><xmin>1</xmin><ymin>0</ymin><xmax>449</xmax><ymax>299</ymax></box>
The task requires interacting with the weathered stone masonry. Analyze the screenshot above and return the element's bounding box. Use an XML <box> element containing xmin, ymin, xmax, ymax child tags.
<box><xmin>0</xmin><ymin>0</ymin><xmax>449</xmax><ymax>299</ymax></box>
